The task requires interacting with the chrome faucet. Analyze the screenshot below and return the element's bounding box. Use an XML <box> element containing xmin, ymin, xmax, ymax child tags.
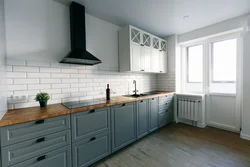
<box><xmin>133</xmin><ymin>80</ymin><xmax>138</xmax><ymax>95</ymax></box>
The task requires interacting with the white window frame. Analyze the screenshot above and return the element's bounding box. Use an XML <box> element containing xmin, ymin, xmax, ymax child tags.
<box><xmin>179</xmin><ymin>31</ymin><xmax>242</xmax><ymax>95</ymax></box>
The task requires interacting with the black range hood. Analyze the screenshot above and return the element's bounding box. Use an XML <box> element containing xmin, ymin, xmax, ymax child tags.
<box><xmin>60</xmin><ymin>2</ymin><xmax>102</xmax><ymax>65</ymax></box>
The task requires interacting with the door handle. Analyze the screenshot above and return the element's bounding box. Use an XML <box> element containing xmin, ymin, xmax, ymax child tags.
<box><xmin>37</xmin><ymin>155</ymin><xmax>47</xmax><ymax>161</ymax></box>
<box><xmin>36</xmin><ymin>137</ymin><xmax>47</xmax><ymax>143</ymax></box>
<box><xmin>35</xmin><ymin>119</ymin><xmax>45</xmax><ymax>124</ymax></box>
<box><xmin>89</xmin><ymin>110</ymin><xmax>95</xmax><ymax>113</ymax></box>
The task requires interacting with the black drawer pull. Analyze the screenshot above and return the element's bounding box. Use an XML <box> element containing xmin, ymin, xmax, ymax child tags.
<box><xmin>35</xmin><ymin>119</ymin><xmax>45</xmax><ymax>124</ymax></box>
<box><xmin>37</xmin><ymin>155</ymin><xmax>47</xmax><ymax>161</ymax></box>
<box><xmin>152</xmin><ymin>98</ymin><xmax>155</xmax><ymax>100</ymax></box>
<box><xmin>122</xmin><ymin>103</ymin><xmax>126</xmax><ymax>106</ymax></box>
<box><xmin>166</xmin><ymin>103</ymin><xmax>168</xmax><ymax>105</ymax></box>
<box><xmin>36</xmin><ymin>137</ymin><xmax>47</xmax><ymax>143</ymax></box>
<box><xmin>90</xmin><ymin>137</ymin><xmax>96</xmax><ymax>141</ymax></box>
<box><xmin>89</xmin><ymin>110</ymin><xmax>95</xmax><ymax>113</ymax></box>
<box><xmin>166</xmin><ymin>95</ymin><xmax>168</xmax><ymax>97</ymax></box>
<box><xmin>140</xmin><ymin>100</ymin><xmax>143</xmax><ymax>103</ymax></box>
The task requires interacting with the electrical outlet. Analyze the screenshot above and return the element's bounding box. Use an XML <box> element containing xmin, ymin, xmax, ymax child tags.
<box><xmin>10</xmin><ymin>94</ymin><xmax>28</xmax><ymax>103</ymax></box>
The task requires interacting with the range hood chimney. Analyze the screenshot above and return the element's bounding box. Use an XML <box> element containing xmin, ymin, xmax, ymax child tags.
<box><xmin>60</xmin><ymin>2</ymin><xmax>102</xmax><ymax>65</ymax></box>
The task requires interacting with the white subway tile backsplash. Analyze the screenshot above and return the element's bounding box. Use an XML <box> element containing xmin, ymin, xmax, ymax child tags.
<box><xmin>41</xmin><ymin>89</ymin><xmax>61</xmax><ymax>94</ymax></box>
<box><xmin>13</xmin><ymin>66</ymin><xmax>39</xmax><ymax>72</ymax></box>
<box><xmin>40</xmin><ymin>79</ymin><xmax>61</xmax><ymax>84</ymax></box>
<box><xmin>8</xmin><ymin>85</ymin><xmax>27</xmax><ymax>91</ymax></box>
<box><xmin>40</xmin><ymin>68</ymin><xmax>60</xmax><ymax>73</ymax></box>
<box><xmin>52</xmin><ymin>93</ymin><xmax>70</xmax><ymax>100</ymax></box>
<box><xmin>51</xmin><ymin>73</ymin><xmax>70</xmax><ymax>78</ymax></box>
<box><xmin>14</xmin><ymin>79</ymin><xmax>39</xmax><ymax>84</ymax></box>
<box><xmin>62</xmin><ymin>79</ymin><xmax>78</xmax><ymax>83</ymax></box>
<box><xmin>6</xmin><ymin>66</ymin><xmax>12</xmax><ymax>72</ymax></box>
<box><xmin>27</xmin><ymin>73</ymin><xmax>51</xmax><ymax>78</ymax></box>
<box><xmin>7</xmin><ymin>58</ymin><xmax>158</xmax><ymax>109</ymax></box>
<box><xmin>7</xmin><ymin>72</ymin><xmax>26</xmax><ymax>78</ymax></box>
<box><xmin>61</xmin><ymin>68</ymin><xmax>78</xmax><ymax>73</ymax></box>
<box><xmin>52</xmin><ymin>84</ymin><xmax>70</xmax><ymax>89</ymax></box>
<box><xmin>62</xmin><ymin>88</ymin><xmax>78</xmax><ymax>93</ymax></box>
<box><xmin>28</xmin><ymin>84</ymin><xmax>51</xmax><ymax>90</ymax></box>
<box><xmin>6</xmin><ymin>79</ymin><xmax>13</xmax><ymax>84</ymax></box>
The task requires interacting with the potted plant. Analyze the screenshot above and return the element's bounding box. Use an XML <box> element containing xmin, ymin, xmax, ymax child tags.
<box><xmin>35</xmin><ymin>92</ymin><xmax>50</xmax><ymax>108</ymax></box>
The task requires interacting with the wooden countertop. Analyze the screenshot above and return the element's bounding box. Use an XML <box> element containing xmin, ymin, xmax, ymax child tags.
<box><xmin>0</xmin><ymin>91</ymin><xmax>174</xmax><ymax>127</ymax></box>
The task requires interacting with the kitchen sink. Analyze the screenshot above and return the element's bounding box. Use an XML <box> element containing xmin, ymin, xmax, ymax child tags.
<box><xmin>123</xmin><ymin>92</ymin><xmax>159</xmax><ymax>98</ymax></box>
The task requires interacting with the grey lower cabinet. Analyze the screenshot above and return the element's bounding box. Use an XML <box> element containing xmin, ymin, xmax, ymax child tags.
<box><xmin>71</xmin><ymin>107</ymin><xmax>111</xmax><ymax>167</ymax></box>
<box><xmin>10</xmin><ymin>146</ymin><xmax>71</xmax><ymax>167</ymax></box>
<box><xmin>159</xmin><ymin>94</ymin><xmax>174</xmax><ymax>128</ymax></box>
<box><xmin>72</xmin><ymin>131</ymin><xmax>110</xmax><ymax>167</ymax></box>
<box><xmin>111</xmin><ymin>103</ymin><xmax>136</xmax><ymax>152</ymax></box>
<box><xmin>149</xmin><ymin>97</ymin><xmax>159</xmax><ymax>132</ymax></box>
<box><xmin>137</xmin><ymin>100</ymin><xmax>149</xmax><ymax>139</ymax></box>
<box><xmin>0</xmin><ymin>115</ymin><xmax>71</xmax><ymax>167</ymax></box>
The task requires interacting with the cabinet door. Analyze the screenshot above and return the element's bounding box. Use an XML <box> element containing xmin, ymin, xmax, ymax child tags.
<box><xmin>159</xmin><ymin>51</ymin><xmax>167</xmax><ymax>73</ymax></box>
<box><xmin>151</xmin><ymin>49</ymin><xmax>160</xmax><ymax>72</ymax></box>
<box><xmin>11</xmin><ymin>146</ymin><xmax>71</xmax><ymax>167</ymax></box>
<box><xmin>159</xmin><ymin>112</ymin><xmax>168</xmax><ymax>128</ymax></box>
<box><xmin>137</xmin><ymin>100</ymin><xmax>148</xmax><ymax>139</ymax></box>
<box><xmin>140</xmin><ymin>47</ymin><xmax>151</xmax><ymax>72</ymax></box>
<box><xmin>142</xmin><ymin>32</ymin><xmax>151</xmax><ymax>47</ymax></box>
<box><xmin>72</xmin><ymin>132</ymin><xmax>110</xmax><ymax>167</ymax></box>
<box><xmin>160</xmin><ymin>40</ymin><xmax>167</xmax><ymax>52</ymax></box>
<box><xmin>71</xmin><ymin>107</ymin><xmax>110</xmax><ymax>143</ymax></box>
<box><xmin>111</xmin><ymin>103</ymin><xmax>136</xmax><ymax>152</ymax></box>
<box><xmin>131</xmin><ymin>44</ymin><xmax>141</xmax><ymax>71</ymax></box>
<box><xmin>130</xmin><ymin>27</ymin><xmax>141</xmax><ymax>45</ymax></box>
<box><xmin>149</xmin><ymin>98</ymin><xmax>159</xmax><ymax>132</ymax></box>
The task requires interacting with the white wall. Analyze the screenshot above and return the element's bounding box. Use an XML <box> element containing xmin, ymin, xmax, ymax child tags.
<box><xmin>178</xmin><ymin>14</ymin><xmax>248</xmax><ymax>43</ymax></box>
<box><xmin>4</xmin><ymin>0</ymin><xmax>157</xmax><ymax>109</ymax></box>
<box><xmin>4</xmin><ymin>0</ymin><xmax>120</xmax><ymax>68</ymax></box>
<box><xmin>241</xmin><ymin>16</ymin><xmax>250</xmax><ymax>140</ymax></box>
<box><xmin>156</xmin><ymin>35</ymin><xmax>176</xmax><ymax>91</ymax></box>
<box><xmin>0</xmin><ymin>0</ymin><xmax>7</xmax><ymax>118</ymax></box>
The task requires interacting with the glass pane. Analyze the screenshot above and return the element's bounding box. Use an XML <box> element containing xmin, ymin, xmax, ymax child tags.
<box><xmin>187</xmin><ymin>45</ymin><xmax>203</xmax><ymax>83</ymax></box>
<box><xmin>212</xmin><ymin>38</ymin><xmax>236</xmax><ymax>82</ymax></box>
<box><xmin>131</xmin><ymin>28</ymin><xmax>140</xmax><ymax>44</ymax></box>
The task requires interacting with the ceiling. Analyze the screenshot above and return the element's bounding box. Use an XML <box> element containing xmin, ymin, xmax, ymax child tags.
<box><xmin>72</xmin><ymin>0</ymin><xmax>250</xmax><ymax>37</ymax></box>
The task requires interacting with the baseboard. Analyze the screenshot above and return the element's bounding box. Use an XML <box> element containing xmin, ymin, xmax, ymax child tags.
<box><xmin>240</xmin><ymin>132</ymin><xmax>250</xmax><ymax>141</ymax></box>
<box><xmin>197</xmin><ymin>123</ymin><xmax>206</xmax><ymax>128</ymax></box>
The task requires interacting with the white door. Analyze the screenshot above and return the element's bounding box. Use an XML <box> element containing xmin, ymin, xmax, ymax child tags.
<box><xmin>131</xmin><ymin>44</ymin><xmax>141</xmax><ymax>71</ymax></box>
<box><xmin>206</xmin><ymin>35</ymin><xmax>241</xmax><ymax>132</ymax></box>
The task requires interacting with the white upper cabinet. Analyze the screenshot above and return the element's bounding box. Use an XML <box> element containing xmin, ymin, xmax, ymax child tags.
<box><xmin>119</xmin><ymin>25</ymin><xmax>167</xmax><ymax>73</ymax></box>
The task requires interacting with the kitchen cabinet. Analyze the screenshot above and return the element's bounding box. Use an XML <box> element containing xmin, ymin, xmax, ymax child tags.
<box><xmin>119</xmin><ymin>25</ymin><xmax>167</xmax><ymax>73</ymax></box>
<box><xmin>72</xmin><ymin>132</ymin><xmax>110</xmax><ymax>167</ymax></box>
<box><xmin>159</xmin><ymin>94</ymin><xmax>174</xmax><ymax>128</ymax></box>
<box><xmin>111</xmin><ymin>103</ymin><xmax>136</xmax><ymax>152</ymax></box>
<box><xmin>149</xmin><ymin>97</ymin><xmax>159</xmax><ymax>132</ymax></box>
<box><xmin>137</xmin><ymin>100</ymin><xmax>149</xmax><ymax>139</ymax></box>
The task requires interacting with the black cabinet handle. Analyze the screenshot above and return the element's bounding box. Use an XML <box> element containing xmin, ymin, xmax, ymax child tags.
<box><xmin>36</xmin><ymin>137</ymin><xmax>47</xmax><ymax>143</ymax></box>
<box><xmin>35</xmin><ymin>119</ymin><xmax>45</xmax><ymax>124</ymax></box>
<box><xmin>140</xmin><ymin>44</ymin><xmax>144</xmax><ymax>46</ymax></box>
<box><xmin>152</xmin><ymin>98</ymin><xmax>155</xmax><ymax>100</ymax></box>
<box><xmin>166</xmin><ymin>103</ymin><xmax>168</xmax><ymax>105</ymax></box>
<box><xmin>160</xmin><ymin>71</ymin><xmax>162</xmax><ymax>73</ymax></box>
<box><xmin>166</xmin><ymin>95</ymin><xmax>168</xmax><ymax>97</ymax></box>
<box><xmin>90</xmin><ymin>137</ymin><xmax>96</xmax><ymax>141</ymax></box>
<box><xmin>140</xmin><ymin>100</ymin><xmax>143</xmax><ymax>103</ymax></box>
<box><xmin>37</xmin><ymin>155</ymin><xmax>47</xmax><ymax>161</ymax></box>
<box><xmin>141</xmin><ymin>69</ymin><xmax>145</xmax><ymax>71</ymax></box>
<box><xmin>122</xmin><ymin>103</ymin><xmax>126</xmax><ymax>106</ymax></box>
<box><xmin>89</xmin><ymin>110</ymin><xmax>95</xmax><ymax>113</ymax></box>
<box><xmin>159</xmin><ymin>50</ymin><xmax>162</xmax><ymax>52</ymax></box>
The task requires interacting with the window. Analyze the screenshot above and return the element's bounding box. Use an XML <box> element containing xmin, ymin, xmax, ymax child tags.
<box><xmin>211</xmin><ymin>38</ymin><xmax>237</xmax><ymax>83</ymax></box>
<box><xmin>187</xmin><ymin>45</ymin><xmax>203</xmax><ymax>83</ymax></box>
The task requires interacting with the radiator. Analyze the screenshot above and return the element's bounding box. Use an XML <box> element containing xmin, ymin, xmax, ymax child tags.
<box><xmin>175</xmin><ymin>94</ymin><xmax>206</xmax><ymax>128</ymax></box>
<box><xmin>177</xmin><ymin>98</ymin><xmax>199</xmax><ymax>121</ymax></box>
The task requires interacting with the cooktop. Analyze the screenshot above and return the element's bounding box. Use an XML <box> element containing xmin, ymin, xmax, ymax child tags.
<box><xmin>62</xmin><ymin>99</ymin><xmax>107</xmax><ymax>109</ymax></box>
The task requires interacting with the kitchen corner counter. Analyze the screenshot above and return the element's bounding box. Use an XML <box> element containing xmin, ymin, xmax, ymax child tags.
<box><xmin>0</xmin><ymin>91</ymin><xmax>175</xmax><ymax>127</ymax></box>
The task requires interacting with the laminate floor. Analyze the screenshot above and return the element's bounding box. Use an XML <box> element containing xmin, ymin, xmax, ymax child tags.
<box><xmin>93</xmin><ymin>123</ymin><xmax>250</xmax><ymax>167</ymax></box>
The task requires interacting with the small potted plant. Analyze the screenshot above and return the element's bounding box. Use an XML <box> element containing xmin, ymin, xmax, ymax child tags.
<box><xmin>35</xmin><ymin>92</ymin><xmax>50</xmax><ymax>108</ymax></box>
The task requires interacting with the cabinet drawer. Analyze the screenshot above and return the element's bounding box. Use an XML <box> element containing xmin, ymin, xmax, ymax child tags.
<box><xmin>10</xmin><ymin>146</ymin><xmax>71</xmax><ymax>167</ymax></box>
<box><xmin>159</xmin><ymin>112</ymin><xmax>168</xmax><ymax>128</ymax></box>
<box><xmin>72</xmin><ymin>131</ymin><xmax>110</xmax><ymax>167</ymax></box>
<box><xmin>71</xmin><ymin>107</ymin><xmax>110</xmax><ymax>143</ymax></box>
<box><xmin>1</xmin><ymin>115</ymin><xmax>70</xmax><ymax>146</ymax></box>
<box><xmin>159</xmin><ymin>94</ymin><xmax>174</xmax><ymax>103</ymax></box>
<box><xmin>2</xmin><ymin>130</ymin><xmax>71</xmax><ymax>167</ymax></box>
